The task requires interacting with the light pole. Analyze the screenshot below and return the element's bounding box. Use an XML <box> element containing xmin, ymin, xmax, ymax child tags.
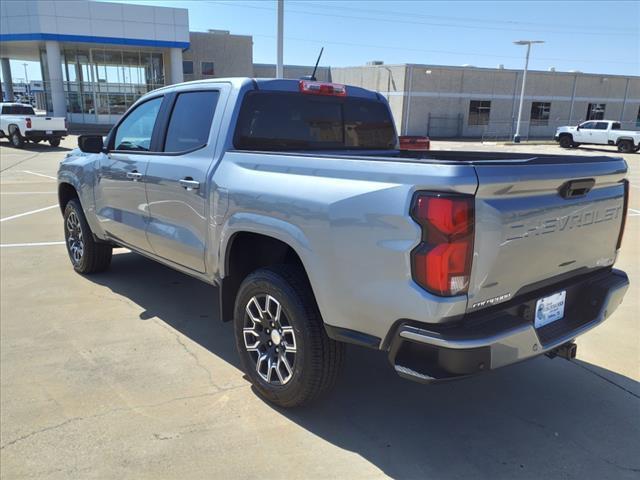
<box><xmin>513</xmin><ymin>40</ymin><xmax>544</xmax><ymax>143</ymax></box>
<box><xmin>276</xmin><ymin>0</ymin><xmax>284</xmax><ymax>78</ymax></box>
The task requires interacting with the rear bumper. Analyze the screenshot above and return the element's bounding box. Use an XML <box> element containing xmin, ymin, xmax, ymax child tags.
<box><xmin>388</xmin><ymin>268</ymin><xmax>629</xmax><ymax>383</ymax></box>
<box><xmin>24</xmin><ymin>130</ymin><xmax>66</xmax><ymax>139</ymax></box>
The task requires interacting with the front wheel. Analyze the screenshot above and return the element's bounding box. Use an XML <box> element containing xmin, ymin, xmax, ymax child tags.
<box><xmin>234</xmin><ymin>265</ymin><xmax>345</xmax><ymax>407</ymax></box>
<box><xmin>558</xmin><ymin>135</ymin><xmax>573</xmax><ymax>149</ymax></box>
<box><xmin>63</xmin><ymin>199</ymin><xmax>112</xmax><ymax>273</ymax></box>
<box><xmin>49</xmin><ymin>137</ymin><xmax>61</xmax><ymax>147</ymax></box>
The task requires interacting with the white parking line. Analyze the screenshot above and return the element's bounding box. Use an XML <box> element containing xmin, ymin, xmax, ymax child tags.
<box><xmin>1</xmin><ymin>241</ymin><xmax>65</xmax><ymax>248</ymax></box>
<box><xmin>22</xmin><ymin>170</ymin><xmax>57</xmax><ymax>180</ymax></box>
<box><xmin>0</xmin><ymin>192</ymin><xmax>57</xmax><ymax>195</ymax></box>
<box><xmin>0</xmin><ymin>204</ymin><xmax>59</xmax><ymax>223</ymax></box>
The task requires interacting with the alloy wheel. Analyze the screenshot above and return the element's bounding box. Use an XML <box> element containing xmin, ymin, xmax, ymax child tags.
<box><xmin>66</xmin><ymin>211</ymin><xmax>84</xmax><ymax>265</ymax></box>
<box><xmin>243</xmin><ymin>294</ymin><xmax>297</xmax><ymax>385</ymax></box>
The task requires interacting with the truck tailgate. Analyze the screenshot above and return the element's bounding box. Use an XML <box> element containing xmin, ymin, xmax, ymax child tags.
<box><xmin>30</xmin><ymin>116</ymin><xmax>65</xmax><ymax>131</ymax></box>
<box><xmin>468</xmin><ymin>156</ymin><xmax>627</xmax><ymax>312</ymax></box>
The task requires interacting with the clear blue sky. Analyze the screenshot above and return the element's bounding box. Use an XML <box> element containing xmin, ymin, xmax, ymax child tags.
<box><xmin>4</xmin><ymin>0</ymin><xmax>639</xmax><ymax>82</ymax></box>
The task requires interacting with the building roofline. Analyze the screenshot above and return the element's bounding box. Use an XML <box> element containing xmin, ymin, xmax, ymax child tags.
<box><xmin>332</xmin><ymin>63</ymin><xmax>639</xmax><ymax>79</ymax></box>
<box><xmin>189</xmin><ymin>30</ymin><xmax>252</xmax><ymax>40</ymax></box>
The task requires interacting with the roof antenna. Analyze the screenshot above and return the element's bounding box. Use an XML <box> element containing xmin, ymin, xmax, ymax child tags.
<box><xmin>302</xmin><ymin>47</ymin><xmax>324</xmax><ymax>81</ymax></box>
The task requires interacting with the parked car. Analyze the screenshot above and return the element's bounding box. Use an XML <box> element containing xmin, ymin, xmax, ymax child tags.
<box><xmin>555</xmin><ymin>120</ymin><xmax>640</xmax><ymax>153</ymax></box>
<box><xmin>58</xmin><ymin>78</ymin><xmax>630</xmax><ymax>407</ymax></box>
<box><xmin>0</xmin><ymin>102</ymin><xmax>67</xmax><ymax>148</ymax></box>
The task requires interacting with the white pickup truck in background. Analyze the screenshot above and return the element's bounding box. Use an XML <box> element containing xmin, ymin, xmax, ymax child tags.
<box><xmin>555</xmin><ymin>120</ymin><xmax>640</xmax><ymax>153</ymax></box>
<box><xmin>0</xmin><ymin>102</ymin><xmax>67</xmax><ymax>148</ymax></box>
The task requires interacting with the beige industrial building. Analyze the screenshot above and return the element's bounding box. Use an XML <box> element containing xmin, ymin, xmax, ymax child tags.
<box><xmin>182</xmin><ymin>30</ymin><xmax>252</xmax><ymax>81</ymax></box>
<box><xmin>332</xmin><ymin>63</ymin><xmax>640</xmax><ymax>139</ymax></box>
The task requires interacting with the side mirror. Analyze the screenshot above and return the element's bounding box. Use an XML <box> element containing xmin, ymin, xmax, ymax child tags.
<box><xmin>576</xmin><ymin>125</ymin><xmax>580</xmax><ymax>130</ymax></box>
<box><xmin>78</xmin><ymin>135</ymin><xmax>104</xmax><ymax>153</ymax></box>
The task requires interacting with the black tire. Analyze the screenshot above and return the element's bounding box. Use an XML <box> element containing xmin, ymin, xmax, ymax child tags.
<box><xmin>559</xmin><ymin>135</ymin><xmax>573</xmax><ymax>149</ymax></box>
<box><xmin>234</xmin><ymin>265</ymin><xmax>345</xmax><ymax>407</ymax></box>
<box><xmin>617</xmin><ymin>140</ymin><xmax>633</xmax><ymax>153</ymax></box>
<box><xmin>10</xmin><ymin>129</ymin><xmax>24</xmax><ymax>148</ymax></box>
<box><xmin>63</xmin><ymin>199</ymin><xmax>112</xmax><ymax>274</ymax></box>
<box><xmin>49</xmin><ymin>138</ymin><xmax>61</xmax><ymax>147</ymax></box>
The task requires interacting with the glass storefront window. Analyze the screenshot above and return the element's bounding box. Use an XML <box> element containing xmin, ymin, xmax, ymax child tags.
<box><xmin>66</xmin><ymin>92</ymin><xmax>82</xmax><ymax>113</ymax></box>
<box><xmin>108</xmin><ymin>94</ymin><xmax>127</xmax><ymax>114</ymax></box>
<box><xmin>55</xmin><ymin>47</ymin><xmax>166</xmax><ymax>121</ymax></box>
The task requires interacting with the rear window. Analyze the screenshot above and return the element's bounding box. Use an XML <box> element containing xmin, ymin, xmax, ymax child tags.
<box><xmin>1</xmin><ymin>105</ymin><xmax>35</xmax><ymax>115</ymax></box>
<box><xmin>234</xmin><ymin>91</ymin><xmax>396</xmax><ymax>151</ymax></box>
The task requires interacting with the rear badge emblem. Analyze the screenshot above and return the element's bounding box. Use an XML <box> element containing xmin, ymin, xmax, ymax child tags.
<box><xmin>471</xmin><ymin>293</ymin><xmax>512</xmax><ymax>309</ymax></box>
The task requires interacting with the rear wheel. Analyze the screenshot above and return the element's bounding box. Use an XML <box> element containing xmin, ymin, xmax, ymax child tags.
<box><xmin>559</xmin><ymin>135</ymin><xmax>573</xmax><ymax>149</ymax></box>
<box><xmin>63</xmin><ymin>199</ymin><xmax>112</xmax><ymax>274</ymax></box>
<box><xmin>617</xmin><ymin>140</ymin><xmax>633</xmax><ymax>153</ymax></box>
<box><xmin>234</xmin><ymin>265</ymin><xmax>345</xmax><ymax>407</ymax></box>
<box><xmin>10</xmin><ymin>129</ymin><xmax>24</xmax><ymax>148</ymax></box>
<box><xmin>49</xmin><ymin>138</ymin><xmax>61</xmax><ymax>147</ymax></box>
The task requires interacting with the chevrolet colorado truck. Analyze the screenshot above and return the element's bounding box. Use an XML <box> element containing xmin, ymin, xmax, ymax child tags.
<box><xmin>555</xmin><ymin>120</ymin><xmax>640</xmax><ymax>153</ymax></box>
<box><xmin>58</xmin><ymin>78</ymin><xmax>630</xmax><ymax>407</ymax></box>
<box><xmin>0</xmin><ymin>102</ymin><xmax>67</xmax><ymax>148</ymax></box>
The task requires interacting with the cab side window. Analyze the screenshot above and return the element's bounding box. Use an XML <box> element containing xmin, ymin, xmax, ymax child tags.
<box><xmin>580</xmin><ymin>122</ymin><xmax>596</xmax><ymax>129</ymax></box>
<box><xmin>163</xmin><ymin>91</ymin><xmax>219</xmax><ymax>153</ymax></box>
<box><xmin>113</xmin><ymin>97</ymin><xmax>163</xmax><ymax>151</ymax></box>
<box><xmin>594</xmin><ymin>122</ymin><xmax>608</xmax><ymax>130</ymax></box>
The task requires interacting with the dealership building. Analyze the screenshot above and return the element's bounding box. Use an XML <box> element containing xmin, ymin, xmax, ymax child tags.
<box><xmin>1</xmin><ymin>0</ymin><xmax>639</xmax><ymax>137</ymax></box>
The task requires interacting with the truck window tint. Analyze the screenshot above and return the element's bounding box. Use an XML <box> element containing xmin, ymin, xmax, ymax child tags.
<box><xmin>594</xmin><ymin>122</ymin><xmax>608</xmax><ymax>130</ymax></box>
<box><xmin>164</xmin><ymin>91</ymin><xmax>219</xmax><ymax>153</ymax></box>
<box><xmin>114</xmin><ymin>97</ymin><xmax>162</xmax><ymax>151</ymax></box>
<box><xmin>580</xmin><ymin>122</ymin><xmax>596</xmax><ymax>129</ymax></box>
<box><xmin>234</xmin><ymin>92</ymin><xmax>395</xmax><ymax>151</ymax></box>
<box><xmin>2</xmin><ymin>105</ymin><xmax>35</xmax><ymax>115</ymax></box>
<box><xmin>612</xmin><ymin>122</ymin><xmax>621</xmax><ymax>130</ymax></box>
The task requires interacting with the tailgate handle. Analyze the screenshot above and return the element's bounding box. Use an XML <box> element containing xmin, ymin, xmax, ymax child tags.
<box><xmin>559</xmin><ymin>178</ymin><xmax>595</xmax><ymax>199</ymax></box>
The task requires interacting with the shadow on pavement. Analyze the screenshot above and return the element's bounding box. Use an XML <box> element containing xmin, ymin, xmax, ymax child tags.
<box><xmin>1</xmin><ymin>139</ymin><xmax>71</xmax><ymax>152</ymax></box>
<box><xmin>88</xmin><ymin>251</ymin><xmax>640</xmax><ymax>479</ymax></box>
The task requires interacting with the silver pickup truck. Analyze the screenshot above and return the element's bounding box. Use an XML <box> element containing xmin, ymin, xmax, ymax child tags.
<box><xmin>58</xmin><ymin>78</ymin><xmax>630</xmax><ymax>407</ymax></box>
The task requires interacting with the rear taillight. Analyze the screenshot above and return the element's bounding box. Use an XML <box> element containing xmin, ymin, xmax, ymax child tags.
<box><xmin>26</xmin><ymin>117</ymin><xmax>32</xmax><ymax>128</ymax></box>
<box><xmin>616</xmin><ymin>179</ymin><xmax>629</xmax><ymax>250</ymax></box>
<box><xmin>411</xmin><ymin>193</ymin><xmax>474</xmax><ymax>296</ymax></box>
<box><xmin>299</xmin><ymin>80</ymin><xmax>347</xmax><ymax>97</ymax></box>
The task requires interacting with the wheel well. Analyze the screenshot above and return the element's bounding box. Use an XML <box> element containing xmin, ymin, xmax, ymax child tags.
<box><xmin>219</xmin><ymin>232</ymin><xmax>308</xmax><ymax>322</ymax></box>
<box><xmin>58</xmin><ymin>183</ymin><xmax>79</xmax><ymax>213</ymax></box>
<box><xmin>8</xmin><ymin>124</ymin><xmax>19</xmax><ymax>135</ymax></box>
<box><xmin>616</xmin><ymin>137</ymin><xmax>633</xmax><ymax>144</ymax></box>
<box><xmin>559</xmin><ymin>133</ymin><xmax>572</xmax><ymax>138</ymax></box>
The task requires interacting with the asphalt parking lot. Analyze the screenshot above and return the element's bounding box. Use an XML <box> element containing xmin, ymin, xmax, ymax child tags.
<box><xmin>1</xmin><ymin>136</ymin><xmax>639</xmax><ymax>479</ymax></box>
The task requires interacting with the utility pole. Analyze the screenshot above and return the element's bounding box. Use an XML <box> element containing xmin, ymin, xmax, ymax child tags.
<box><xmin>513</xmin><ymin>40</ymin><xmax>544</xmax><ymax>143</ymax></box>
<box><xmin>276</xmin><ymin>0</ymin><xmax>284</xmax><ymax>78</ymax></box>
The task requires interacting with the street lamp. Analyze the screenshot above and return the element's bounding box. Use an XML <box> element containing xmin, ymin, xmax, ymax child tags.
<box><xmin>513</xmin><ymin>40</ymin><xmax>544</xmax><ymax>143</ymax></box>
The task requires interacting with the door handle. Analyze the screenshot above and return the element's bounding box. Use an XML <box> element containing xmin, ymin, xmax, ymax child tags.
<box><xmin>179</xmin><ymin>178</ymin><xmax>200</xmax><ymax>190</ymax></box>
<box><xmin>126</xmin><ymin>171</ymin><xmax>143</xmax><ymax>181</ymax></box>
